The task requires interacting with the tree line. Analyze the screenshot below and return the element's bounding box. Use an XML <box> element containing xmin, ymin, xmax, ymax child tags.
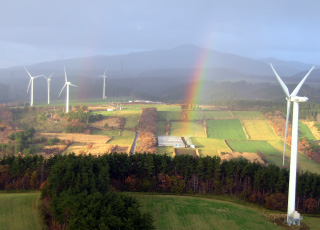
<box><xmin>1</xmin><ymin>153</ymin><xmax>320</xmax><ymax>216</ymax></box>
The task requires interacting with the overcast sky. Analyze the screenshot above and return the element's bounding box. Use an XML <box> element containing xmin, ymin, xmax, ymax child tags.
<box><xmin>1</xmin><ymin>0</ymin><xmax>320</xmax><ymax>68</ymax></box>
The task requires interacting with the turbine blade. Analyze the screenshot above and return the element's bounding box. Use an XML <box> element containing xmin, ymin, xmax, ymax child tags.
<box><xmin>70</xmin><ymin>83</ymin><xmax>78</xmax><ymax>87</ymax></box>
<box><xmin>282</xmin><ymin>100</ymin><xmax>291</xmax><ymax>165</ymax></box>
<box><xmin>103</xmin><ymin>67</ymin><xmax>107</xmax><ymax>76</ymax></box>
<box><xmin>291</xmin><ymin>66</ymin><xmax>315</xmax><ymax>97</ymax></box>
<box><xmin>49</xmin><ymin>73</ymin><xmax>54</xmax><ymax>79</ymax></box>
<box><xmin>24</xmin><ymin>67</ymin><xmax>32</xmax><ymax>78</ymax></box>
<box><xmin>58</xmin><ymin>84</ymin><xmax>66</xmax><ymax>97</ymax></box>
<box><xmin>270</xmin><ymin>63</ymin><xmax>290</xmax><ymax>98</ymax></box>
<box><xmin>27</xmin><ymin>79</ymin><xmax>31</xmax><ymax>93</ymax></box>
<box><xmin>64</xmin><ymin>66</ymin><xmax>67</xmax><ymax>82</ymax></box>
<box><xmin>33</xmin><ymin>75</ymin><xmax>43</xmax><ymax>79</ymax></box>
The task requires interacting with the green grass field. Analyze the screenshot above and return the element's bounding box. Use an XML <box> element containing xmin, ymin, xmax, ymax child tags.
<box><xmin>91</xmin><ymin>129</ymin><xmax>135</xmax><ymax>146</ymax></box>
<box><xmin>116</xmin><ymin>110</ymin><xmax>141</xmax><ymax>129</ymax></box>
<box><xmin>299</xmin><ymin>122</ymin><xmax>317</xmax><ymax>141</ymax></box>
<box><xmin>158</xmin><ymin>111</ymin><xmax>182</xmax><ymax>121</ymax></box>
<box><xmin>0</xmin><ymin>192</ymin><xmax>43</xmax><ymax>230</ymax></box>
<box><xmin>207</xmin><ymin>119</ymin><xmax>247</xmax><ymax>140</ymax></box>
<box><xmin>134</xmin><ymin>194</ymin><xmax>282</xmax><ymax>230</ymax></box>
<box><xmin>157</xmin><ymin>121</ymin><xmax>167</xmax><ymax>136</ymax></box>
<box><xmin>227</xmin><ymin>140</ymin><xmax>280</xmax><ymax>155</ymax></box>
<box><xmin>242</xmin><ymin>119</ymin><xmax>279</xmax><ymax>140</ymax></box>
<box><xmin>157</xmin><ymin>147</ymin><xmax>174</xmax><ymax>156</ymax></box>
<box><xmin>186</xmin><ymin>111</ymin><xmax>204</xmax><ymax>120</ymax></box>
<box><xmin>192</xmin><ymin>137</ymin><xmax>231</xmax><ymax>157</ymax></box>
<box><xmin>203</xmin><ymin>111</ymin><xmax>233</xmax><ymax>119</ymax></box>
<box><xmin>231</xmin><ymin>111</ymin><xmax>263</xmax><ymax>119</ymax></box>
<box><xmin>170</xmin><ymin>122</ymin><xmax>206</xmax><ymax>137</ymax></box>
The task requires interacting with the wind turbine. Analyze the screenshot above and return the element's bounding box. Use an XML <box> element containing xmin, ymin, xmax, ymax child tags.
<box><xmin>271</xmin><ymin>63</ymin><xmax>314</xmax><ymax>225</ymax></box>
<box><xmin>25</xmin><ymin>67</ymin><xmax>43</xmax><ymax>106</ymax></box>
<box><xmin>99</xmin><ymin>68</ymin><xmax>107</xmax><ymax>99</ymax></box>
<box><xmin>43</xmin><ymin>73</ymin><xmax>54</xmax><ymax>104</ymax></box>
<box><xmin>58</xmin><ymin>67</ymin><xmax>77</xmax><ymax>113</ymax></box>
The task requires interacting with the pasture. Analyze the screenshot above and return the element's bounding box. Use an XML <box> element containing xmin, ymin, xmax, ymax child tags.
<box><xmin>185</xmin><ymin>111</ymin><xmax>203</xmax><ymax>120</ymax></box>
<box><xmin>299</xmin><ymin>122</ymin><xmax>317</xmax><ymax>141</ymax></box>
<box><xmin>207</xmin><ymin>119</ymin><xmax>247</xmax><ymax>140</ymax></box>
<box><xmin>157</xmin><ymin>121</ymin><xmax>167</xmax><ymax>136</ymax></box>
<box><xmin>157</xmin><ymin>146</ymin><xmax>174</xmax><ymax>156</ymax></box>
<box><xmin>158</xmin><ymin>111</ymin><xmax>182</xmax><ymax>121</ymax></box>
<box><xmin>203</xmin><ymin>111</ymin><xmax>233</xmax><ymax>119</ymax></box>
<box><xmin>0</xmin><ymin>192</ymin><xmax>43</xmax><ymax>230</ymax></box>
<box><xmin>170</xmin><ymin>122</ymin><xmax>206</xmax><ymax>137</ymax></box>
<box><xmin>192</xmin><ymin>137</ymin><xmax>231</xmax><ymax>157</ymax></box>
<box><xmin>242</xmin><ymin>119</ymin><xmax>279</xmax><ymax>140</ymax></box>
<box><xmin>134</xmin><ymin>194</ymin><xmax>282</xmax><ymax>230</ymax></box>
<box><xmin>91</xmin><ymin>129</ymin><xmax>135</xmax><ymax>146</ymax></box>
<box><xmin>231</xmin><ymin>111</ymin><xmax>263</xmax><ymax>119</ymax></box>
<box><xmin>227</xmin><ymin>140</ymin><xmax>280</xmax><ymax>155</ymax></box>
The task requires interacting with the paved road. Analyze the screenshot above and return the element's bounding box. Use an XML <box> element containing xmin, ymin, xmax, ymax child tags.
<box><xmin>130</xmin><ymin>132</ymin><xmax>139</xmax><ymax>155</ymax></box>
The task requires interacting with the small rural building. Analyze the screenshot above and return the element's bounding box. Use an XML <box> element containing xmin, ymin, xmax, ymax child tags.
<box><xmin>158</xmin><ymin>136</ymin><xmax>186</xmax><ymax>148</ymax></box>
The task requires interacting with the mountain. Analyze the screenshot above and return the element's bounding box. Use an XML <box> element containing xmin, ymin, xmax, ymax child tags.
<box><xmin>0</xmin><ymin>44</ymin><xmax>317</xmax><ymax>84</ymax></box>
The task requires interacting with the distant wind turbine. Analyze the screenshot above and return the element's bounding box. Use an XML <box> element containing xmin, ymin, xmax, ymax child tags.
<box><xmin>24</xmin><ymin>67</ymin><xmax>43</xmax><ymax>106</ymax></box>
<box><xmin>98</xmin><ymin>68</ymin><xmax>108</xmax><ymax>99</ymax></box>
<box><xmin>58</xmin><ymin>67</ymin><xmax>77</xmax><ymax>113</ymax></box>
<box><xmin>271</xmin><ymin>63</ymin><xmax>314</xmax><ymax>226</ymax></box>
<box><xmin>43</xmin><ymin>73</ymin><xmax>54</xmax><ymax>104</ymax></box>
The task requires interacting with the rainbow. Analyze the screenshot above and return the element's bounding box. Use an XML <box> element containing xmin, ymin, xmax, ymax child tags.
<box><xmin>184</xmin><ymin>47</ymin><xmax>211</xmax><ymax>120</ymax></box>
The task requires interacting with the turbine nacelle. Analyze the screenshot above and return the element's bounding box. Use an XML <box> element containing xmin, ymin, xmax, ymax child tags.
<box><xmin>290</xmin><ymin>96</ymin><xmax>308</xmax><ymax>103</ymax></box>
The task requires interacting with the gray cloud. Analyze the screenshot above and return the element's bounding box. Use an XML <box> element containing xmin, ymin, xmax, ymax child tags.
<box><xmin>1</xmin><ymin>0</ymin><xmax>320</xmax><ymax>67</ymax></box>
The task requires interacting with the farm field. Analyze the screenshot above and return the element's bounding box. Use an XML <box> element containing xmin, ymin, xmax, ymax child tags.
<box><xmin>207</xmin><ymin>119</ymin><xmax>247</xmax><ymax>140</ymax></box>
<box><xmin>134</xmin><ymin>194</ymin><xmax>283</xmax><ymax>230</ymax></box>
<box><xmin>299</xmin><ymin>122</ymin><xmax>317</xmax><ymax>141</ymax></box>
<box><xmin>242</xmin><ymin>119</ymin><xmax>279</xmax><ymax>140</ymax></box>
<box><xmin>158</xmin><ymin>111</ymin><xmax>182</xmax><ymax>121</ymax></box>
<box><xmin>202</xmin><ymin>111</ymin><xmax>233</xmax><ymax>119</ymax></box>
<box><xmin>185</xmin><ymin>111</ymin><xmax>203</xmax><ymax>120</ymax></box>
<box><xmin>0</xmin><ymin>192</ymin><xmax>43</xmax><ymax>230</ymax></box>
<box><xmin>113</xmin><ymin>110</ymin><xmax>141</xmax><ymax>129</ymax></box>
<box><xmin>157</xmin><ymin>121</ymin><xmax>167</xmax><ymax>136</ymax></box>
<box><xmin>170</xmin><ymin>122</ymin><xmax>206</xmax><ymax>137</ymax></box>
<box><xmin>231</xmin><ymin>111</ymin><xmax>263</xmax><ymax>119</ymax></box>
<box><xmin>227</xmin><ymin>140</ymin><xmax>280</xmax><ymax>155</ymax></box>
<box><xmin>192</xmin><ymin>137</ymin><xmax>231</xmax><ymax>157</ymax></box>
<box><xmin>157</xmin><ymin>146</ymin><xmax>174</xmax><ymax>156</ymax></box>
<box><xmin>91</xmin><ymin>129</ymin><xmax>135</xmax><ymax>146</ymax></box>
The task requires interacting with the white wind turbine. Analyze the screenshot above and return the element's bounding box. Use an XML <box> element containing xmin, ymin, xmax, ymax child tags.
<box><xmin>99</xmin><ymin>68</ymin><xmax>107</xmax><ymax>99</ymax></box>
<box><xmin>58</xmin><ymin>67</ymin><xmax>77</xmax><ymax>113</ymax></box>
<box><xmin>271</xmin><ymin>63</ymin><xmax>314</xmax><ymax>225</ymax></box>
<box><xmin>43</xmin><ymin>73</ymin><xmax>54</xmax><ymax>104</ymax></box>
<box><xmin>25</xmin><ymin>67</ymin><xmax>43</xmax><ymax>106</ymax></box>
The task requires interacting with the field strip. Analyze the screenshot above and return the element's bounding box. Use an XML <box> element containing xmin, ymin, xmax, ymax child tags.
<box><xmin>240</xmin><ymin>120</ymin><xmax>250</xmax><ymax>139</ymax></box>
<box><xmin>228</xmin><ymin>111</ymin><xmax>235</xmax><ymax>118</ymax></box>
<box><xmin>42</xmin><ymin>132</ymin><xmax>111</xmax><ymax>144</ymax></box>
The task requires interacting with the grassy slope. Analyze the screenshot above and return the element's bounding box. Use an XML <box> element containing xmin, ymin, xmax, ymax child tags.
<box><xmin>227</xmin><ymin>140</ymin><xmax>281</xmax><ymax>155</ymax></box>
<box><xmin>157</xmin><ymin>147</ymin><xmax>174</xmax><ymax>156</ymax></box>
<box><xmin>203</xmin><ymin>111</ymin><xmax>233</xmax><ymax>119</ymax></box>
<box><xmin>158</xmin><ymin>111</ymin><xmax>182</xmax><ymax>121</ymax></box>
<box><xmin>207</xmin><ymin>119</ymin><xmax>247</xmax><ymax>140</ymax></box>
<box><xmin>192</xmin><ymin>137</ymin><xmax>231</xmax><ymax>157</ymax></box>
<box><xmin>231</xmin><ymin>111</ymin><xmax>263</xmax><ymax>119</ymax></box>
<box><xmin>91</xmin><ymin>129</ymin><xmax>135</xmax><ymax>146</ymax></box>
<box><xmin>0</xmin><ymin>193</ymin><xmax>43</xmax><ymax>230</ymax></box>
<box><xmin>299</xmin><ymin>122</ymin><xmax>317</xmax><ymax>141</ymax></box>
<box><xmin>170</xmin><ymin>122</ymin><xmax>206</xmax><ymax>137</ymax></box>
<box><xmin>135</xmin><ymin>194</ymin><xmax>282</xmax><ymax>230</ymax></box>
<box><xmin>242</xmin><ymin>119</ymin><xmax>279</xmax><ymax>141</ymax></box>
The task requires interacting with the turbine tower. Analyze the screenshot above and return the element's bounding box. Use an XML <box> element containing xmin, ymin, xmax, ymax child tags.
<box><xmin>271</xmin><ymin>63</ymin><xmax>314</xmax><ymax>226</ymax></box>
<box><xmin>43</xmin><ymin>73</ymin><xmax>54</xmax><ymax>104</ymax></box>
<box><xmin>99</xmin><ymin>68</ymin><xmax>108</xmax><ymax>99</ymax></box>
<box><xmin>58</xmin><ymin>67</ymin><xmax>77</xmax><ymax>113</ymax></box>
<box><xmin>25</xmin><ymin>67</ymin><xmax>42</xmax><ymax>106</ymax></box>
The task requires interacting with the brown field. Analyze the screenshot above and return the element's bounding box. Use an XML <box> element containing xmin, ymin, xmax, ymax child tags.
<box><xmin>90</xmin><ymin>117</ymin><xmax>124</xmax><ymax>129</ymax></box>
<box><xmin>42</xmin><ymin>133</ymin><xmax>116</xmax><ymax>155</ymax></box>
<box><xmin>219</xmin><ymin>151</ymin><xmax>265</xmax><ymax>164</ymax></box>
